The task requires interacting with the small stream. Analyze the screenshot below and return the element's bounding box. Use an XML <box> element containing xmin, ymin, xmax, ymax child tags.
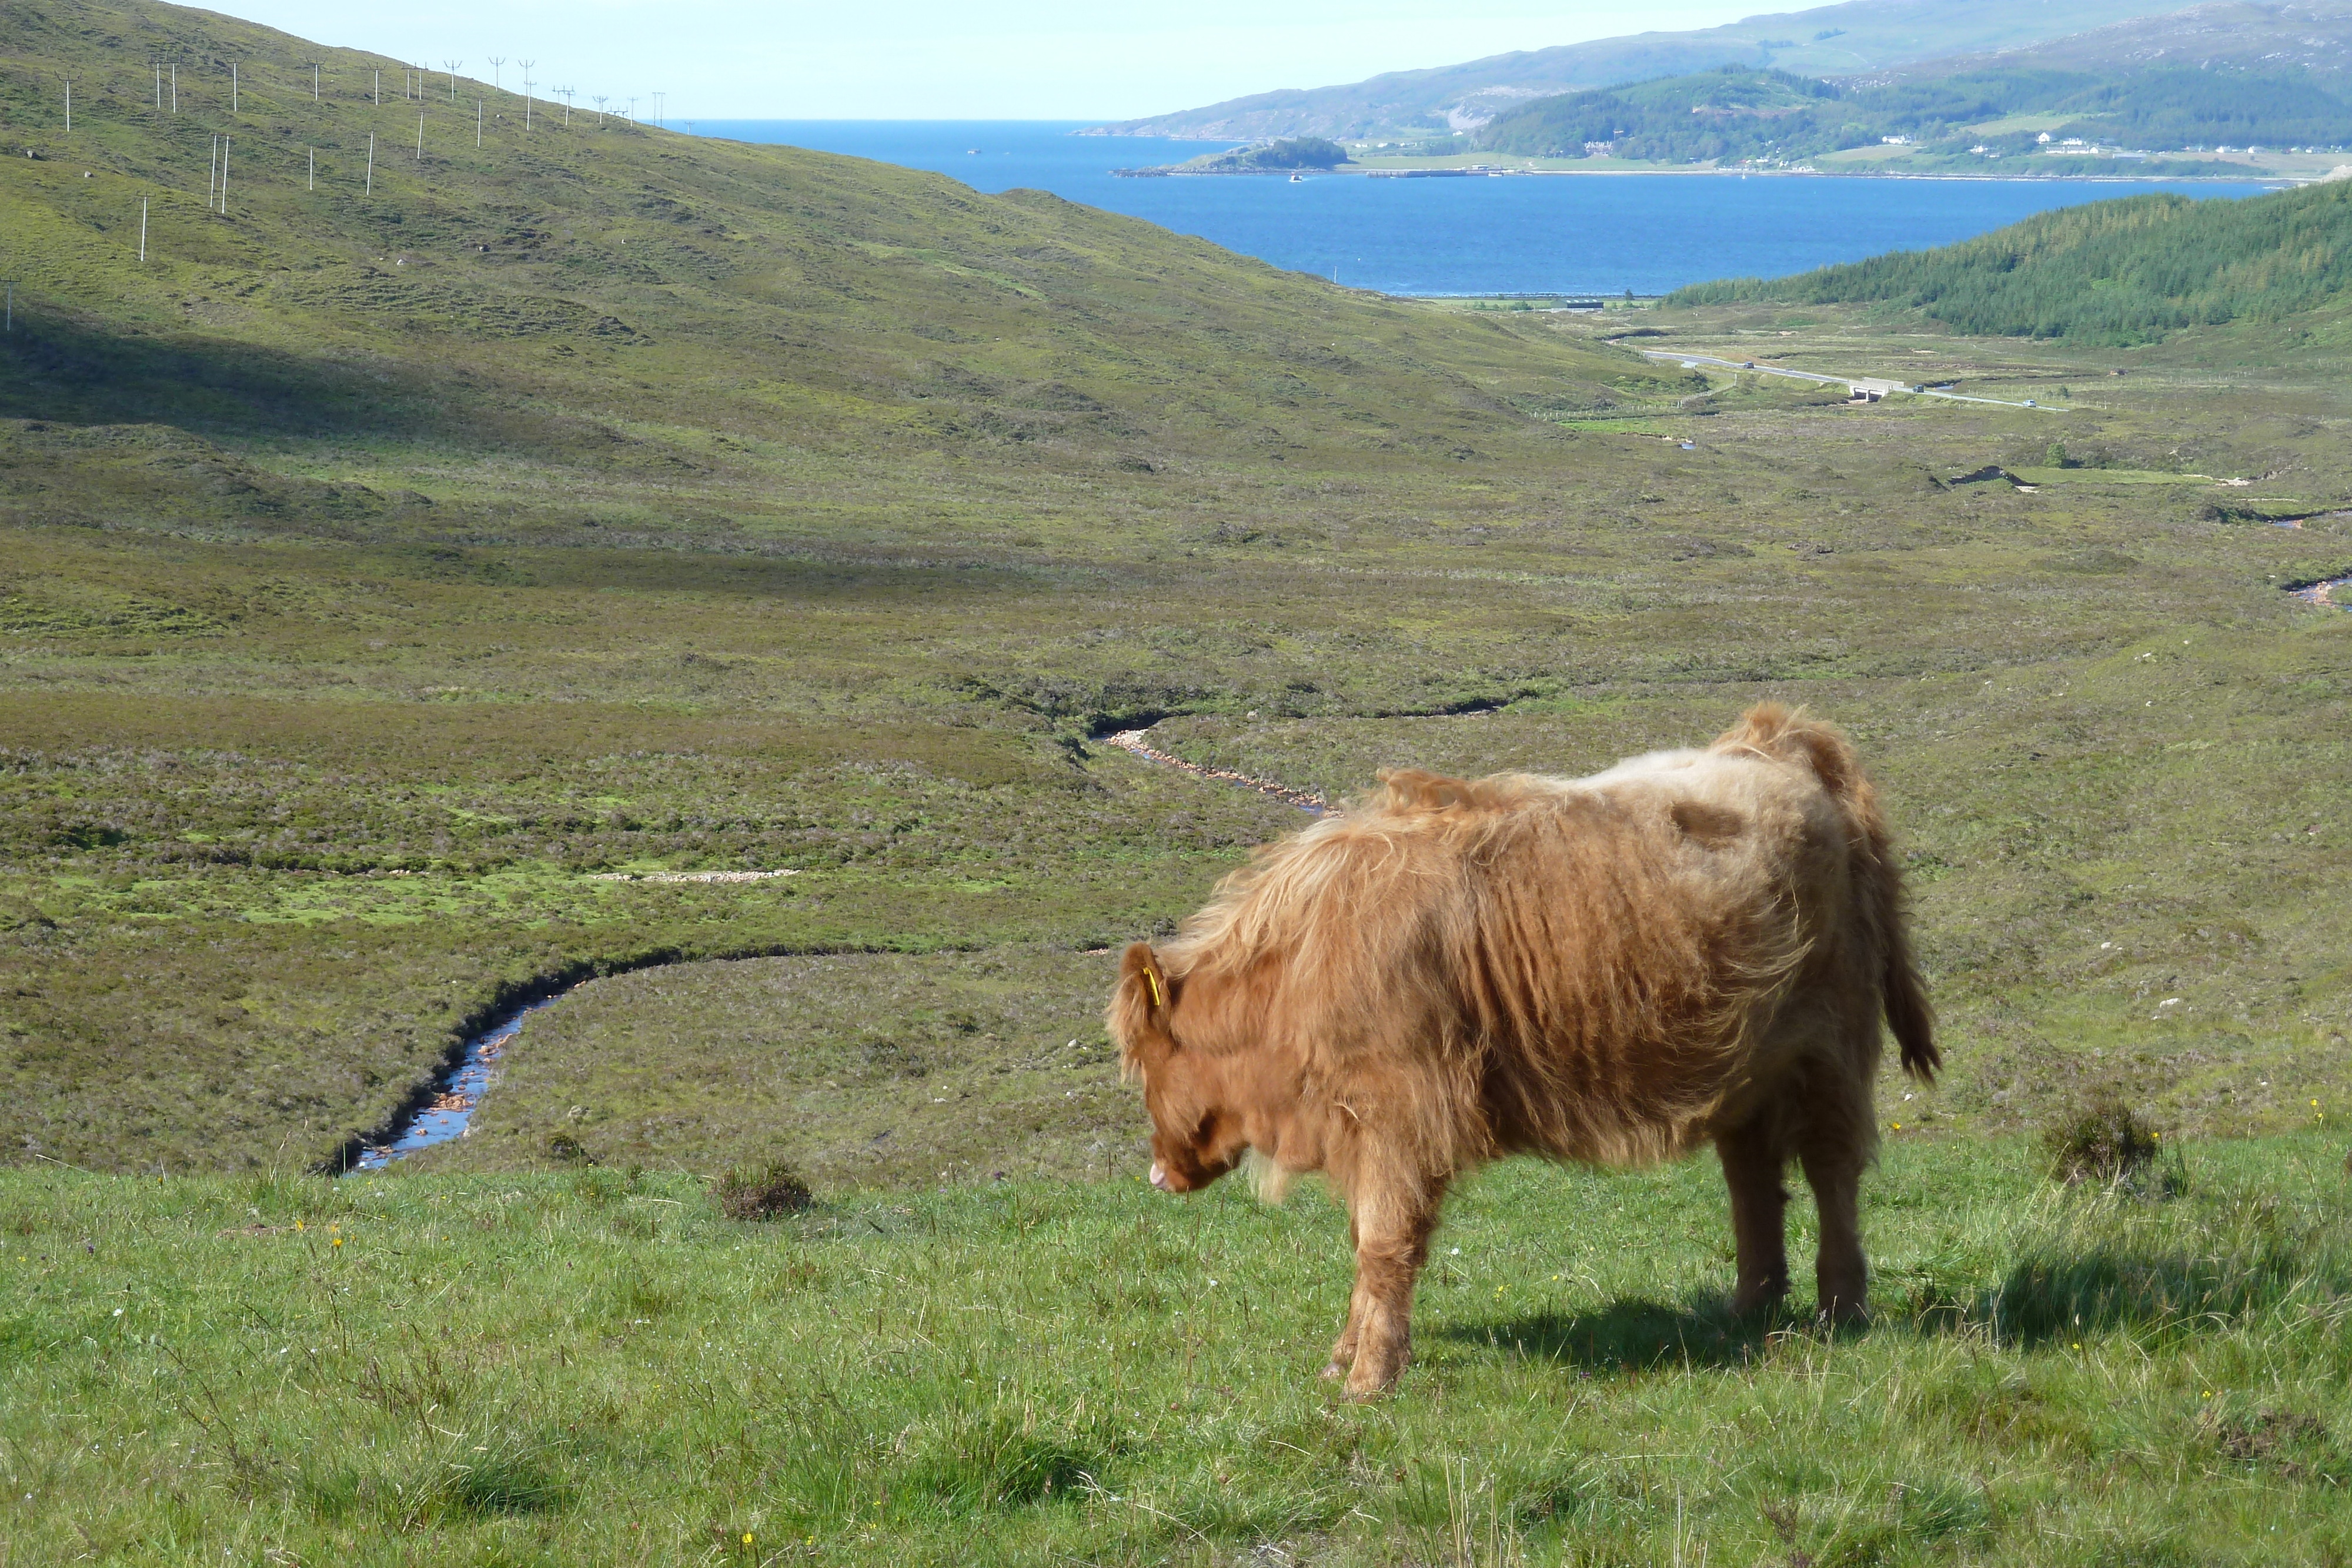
<box><xmin>349</xmin><ymin>995</ymin><xmax>563</xmax><ymax>1172</ymax></box>
<box><xmin>2290</xmin><ymin>573</ymin><xmax>2352</xmax><ymax>608</ymax></box>
<box><xmin>344</xmin><ymin>734</ymin><xmax>1325</xmax><ymax>1172</ymax></box>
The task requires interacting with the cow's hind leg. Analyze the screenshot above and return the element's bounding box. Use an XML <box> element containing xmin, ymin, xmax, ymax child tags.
<box><xmin>1715</xmin><ymin>1115</ymin><xmax>1789</xmax><ymax>1314</ymax></box>
<box><xmin>1336</xmin><ymin>1176</ymin><xmax>1444</xmax><ymax>1400</ymax></box>
<box><xmin>1794</xmin><ymin>1076</ymin><xmax>1872</xmax><ymax>1322</ymax></box>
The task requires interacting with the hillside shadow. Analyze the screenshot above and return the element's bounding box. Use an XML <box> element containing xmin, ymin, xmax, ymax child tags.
<box><xmin>0</xmin><ymin>306</ymin><xmax>444</xmax><ymax>442</ymax></box>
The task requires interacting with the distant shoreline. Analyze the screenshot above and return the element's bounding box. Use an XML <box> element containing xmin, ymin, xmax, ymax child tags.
<box><xmin>1114</xmin><ymin>165</ymin><xmax>2304</xmax><ymax>185</ymax></box>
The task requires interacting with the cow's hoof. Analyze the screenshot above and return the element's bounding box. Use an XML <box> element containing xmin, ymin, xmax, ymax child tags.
<box><xmin>1319</xmin><ymin>1361</ymin><xmax>1347</xmax><ymax>1380</ymax></box>
<box><xmin>1341</xmin><ymin>1377</ymin><xmax>1394</xmax><ymax>1403</ymax></box>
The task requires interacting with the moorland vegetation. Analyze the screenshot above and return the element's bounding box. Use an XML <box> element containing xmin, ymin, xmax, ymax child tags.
<box><xmin>6</xmin><ymin>0</ymin><xmax>2352</xmax><ymax>1558</ymax></box>
<box><xmin>1</xmin><ymin>0</ymin><xmax>2348</xmax><ymax>1179</ymax></box>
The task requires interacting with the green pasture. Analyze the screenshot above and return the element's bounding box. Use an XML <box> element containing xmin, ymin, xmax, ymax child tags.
<box><xmin>6</xmin><ymin>1138</ymin><xmax>2352</xmax><ymax>1564</ymax></box>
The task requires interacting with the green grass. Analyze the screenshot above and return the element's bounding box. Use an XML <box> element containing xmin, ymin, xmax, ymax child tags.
<box><xmin>7</xmin><ymin>1137</ymin><xmax>2352</xmax><ymax>1563</ymax></box>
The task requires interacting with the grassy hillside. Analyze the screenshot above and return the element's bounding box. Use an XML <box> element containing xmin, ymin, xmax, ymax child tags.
<box><xmin>9</xmin><ymin>1138</ymin><xmax>2352</xmax><ymax>1564</ymax></box>
<box><xmin>1669</xmin><ymin>179</ymin><xmax>2352</xmax><ymax>340</ymax></box>
<box><xmin>0</xmin><ymin>0</ymin><xmax>1656</xmax><ymax>550</ymax></box>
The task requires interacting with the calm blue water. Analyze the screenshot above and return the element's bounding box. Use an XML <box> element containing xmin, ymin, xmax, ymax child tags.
<box><xmin>682</xmin><ymin>119</ymin><xmax>2278</xmax><ymax>297</ymax></box>
<box><xmin>352</xmin><ymin>995</ymin><xmax>560</xmax><ymax>1171</ymax></box>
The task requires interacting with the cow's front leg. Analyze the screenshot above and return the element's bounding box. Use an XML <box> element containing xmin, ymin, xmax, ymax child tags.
<box><xmin>1321</xmin><ymin>1276</ymin><xmax>1367</xmax><ymax>1380</ymax></box>
<box><xmin>1340</xmin><ymin>1180</ymin><xmax>1442</xmax><ymax>1400</ymax></box>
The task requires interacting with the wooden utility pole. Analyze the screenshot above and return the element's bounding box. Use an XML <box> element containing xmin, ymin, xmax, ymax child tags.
<box><xmin>171</xmin><ymin>63</ymin><xmax>177</xmax><ymax>113</ymax></box>
<box><xmin>487</xmin><ymin>57</ymin><xmax>505</xmax><ymax>92</ymax></box>
<box><xmin>417</xmin><ymin>111</ymin><xmax>425</xmax><ymax>160</ymax></box>
<box><xmin>62</xmin><ymin>78</ymin><xmax>70</xmax><ymax>133</ymax></box>
<box><xmin>477</xmin><ymin>99</ymin><xmax>483</xmax><ymax>147</ymax></box>
<box><xmin>219</xmin><ymin>137</ymin><xmax>229</xmax><ymax>213</ymax></box>
<box><xmin>309</xmin><ymin>146</ymin><xmax>315</xmax><ymax>189</ymax></box>
<box><xmin>366</xmin><ymin>132</ymin><xmax>375</xmax><ymax>195</ymax></box>
<box><xmin>312</xmin><ymin>63</ymin><xmax>319</xmax><ymax>101</ymax></box>
<box><xmin>445</xmin><ymin>61</ymin><xmax>462</xmax><ymax>102</ymax></box>
<box><xmin>520</xmin><ymin>61</ymin><xmax>535</xmax><ymax>129</ymax></box>
<box><xmin>139</xmin><ymin>198</ymin><xmax>148</xmax><ymax>260</ymax></box>
<box><xmin>231</xmin><ymin>62</ymin><xmax>238</xmax><ymax>113</ymax></box>
<box><xmin>375</xmin><ymin>69</ymin><xmax>381</xmax><ymax>106</ymax></box>
<box><xmin>154</xmin><ymin>63</ymin><xmax>162</xmax><ymax>109</ymax></box>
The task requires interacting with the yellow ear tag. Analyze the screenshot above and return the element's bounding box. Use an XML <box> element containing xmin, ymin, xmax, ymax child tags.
<box><xmin>1144</xmin><ymin>969</ymin><xmax>1165</xmax><ymax>1009</ymax></box>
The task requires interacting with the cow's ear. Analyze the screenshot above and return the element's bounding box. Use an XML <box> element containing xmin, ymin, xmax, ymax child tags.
<box><xmin>1122</xmin><ymin>942</ymin><xmax>1173</xmax><ymax>1034</ymax></box>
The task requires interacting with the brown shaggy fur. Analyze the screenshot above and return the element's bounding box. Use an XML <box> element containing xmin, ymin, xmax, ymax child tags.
<box><xmin>1108</xmin><ymin>704</ymin><xmax>1936</xmax><ymax>1398</ymax></box>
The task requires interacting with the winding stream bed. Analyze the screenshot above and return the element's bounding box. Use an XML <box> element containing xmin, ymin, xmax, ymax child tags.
<box><xmin>2291</xmin><ymin>573</ymin><xmax>2352</xmax><ymax>607</ymax></box>
<box><xmin>349</xmin><ymin>995</ymin><xmax>564</xmax><ymax>1172</ymax></box>
<box><xmin>345</xmin><ymin>732</ymin><xmax>1327</xmax><ymax>1173</ymax></box>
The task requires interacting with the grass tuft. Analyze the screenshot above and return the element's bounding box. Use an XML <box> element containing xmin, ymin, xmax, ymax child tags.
<box><xmin>712</xmin><ymin>1159</ymin><xmax>814</xmax><ymax>1221</ymax></box>
<box><xmin>2044</xmin><ymin>1092</ymin><xmax>2165</xmax><ymax>1188</ymax></box>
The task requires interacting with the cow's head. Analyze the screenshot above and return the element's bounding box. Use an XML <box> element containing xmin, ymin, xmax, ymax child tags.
<box><xmin>1110</xmin><ymin>941</ymin><xmax>1248</xmax><ymax>1194</ymax></box>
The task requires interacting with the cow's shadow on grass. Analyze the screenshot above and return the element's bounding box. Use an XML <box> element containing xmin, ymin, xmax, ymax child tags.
<box><xmin>1438</xmin><ymin>1239</ymin><xmax>2336</xmax><ymax>1373</ymax></box>
<box><xmin>1435</xmin><ymin>1294</ymin><xmax>1832</xmax><ymax>1373</ymax></box>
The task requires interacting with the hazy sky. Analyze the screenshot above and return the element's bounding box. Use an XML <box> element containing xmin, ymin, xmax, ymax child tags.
<box><xmin>225</xmin><ymin>1</ymin><xmax>1766</xmax><ymax>120</ymax></box>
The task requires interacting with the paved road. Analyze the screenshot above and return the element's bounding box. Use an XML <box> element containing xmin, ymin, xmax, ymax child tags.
<box><xmin>1638</xmin><ymin>349</ymin><xmax>2064</xmax><ymax>412</ymax></box>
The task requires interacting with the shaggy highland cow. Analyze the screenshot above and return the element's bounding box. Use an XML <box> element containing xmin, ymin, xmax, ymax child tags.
<box><xmin>1108</xmin><ymin>704</ymin><xmax>1937</xmax><ymax>1399</ymax></box>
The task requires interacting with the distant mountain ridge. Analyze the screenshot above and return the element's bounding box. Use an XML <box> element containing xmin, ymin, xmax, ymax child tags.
<box><xmin>1083</xmin><ymin>0</ymin><xmax>2188</xmax><ymax>141</ymax></box>
<box><xmin>1853</xmin><ymin>0</ymin><xmax>2352</xmax><ymax>84</ymax></box>
<box><xmin>1475</xmin><ymin>7</ymin><xmax>2352</xmax><ymax>170</ymax></box>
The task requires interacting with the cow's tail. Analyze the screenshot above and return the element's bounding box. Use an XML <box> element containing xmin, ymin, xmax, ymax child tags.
<box><xmin>1715</xmin><ymin>703</ymin><xmax>1940</xmax><ymax>1082</ymax></box>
